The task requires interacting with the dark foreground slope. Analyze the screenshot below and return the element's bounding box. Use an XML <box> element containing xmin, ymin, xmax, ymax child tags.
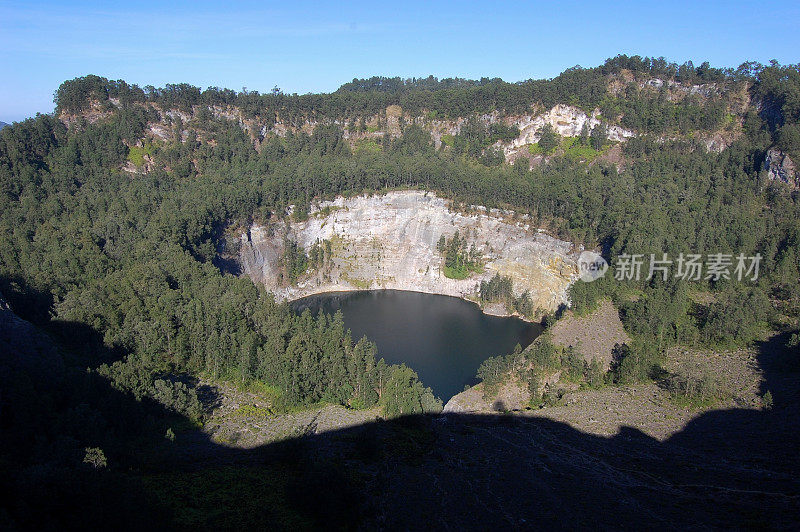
<box><xmin>150</xmin><ymin>333</ymin><xmax>800</xmax><ymax>531</ymax></box>
<box><xmin>2</xmin><ymin>297</ymin><xmax>798</xmax><ymax>530</ymax></box>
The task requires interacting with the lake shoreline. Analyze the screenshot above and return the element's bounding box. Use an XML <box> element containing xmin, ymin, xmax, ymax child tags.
<box><xmin>291</xmin><ymin>289</ymin><xmax>544</xmax><ymax>401</ymax></box>
<box><xmin>289</xmin><ymin>287</ymin><xmax>545</xmax><ymax>325</ymax></box>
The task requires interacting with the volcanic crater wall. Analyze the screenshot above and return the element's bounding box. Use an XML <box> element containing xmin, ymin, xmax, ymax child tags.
<box><xmin>239</xmin><ymin>191</ymin><xmax>579</xmax><ymax>315</ymax></box>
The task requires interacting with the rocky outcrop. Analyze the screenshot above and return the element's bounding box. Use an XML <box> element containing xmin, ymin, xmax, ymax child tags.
<box><xmin>239</xmin><ymin>191</ymin><xmax>579</xmax><ymax>315</ymax></box>
<box><xmin>110</xmin><ymin>100</ymin><xmax>639</xmax><ymax>169</ymax></box>
<box><xmin>442</xmin><ymin>380</ymin><xmax>530</xmax><ymax>413</ymax></box>
<box><xmin>640</xmin><ymin>78</ymin><xmax>719</xmax><ymax>100</ymax></box>
<box><xmin>504</xmin><ymin>104</ymin><xmax>634</xmax><ymax>157</ymax></box>
<box><xmin>764</xmin><ymin>148</ymin><xmax>799</xmax><ymax>188</ymax></box>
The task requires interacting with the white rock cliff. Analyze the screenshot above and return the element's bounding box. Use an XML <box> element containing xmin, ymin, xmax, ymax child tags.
<box><xmin>239</xmin><ymin>191</ymin><xmax>579</xmax><ymax>315</ymax></box>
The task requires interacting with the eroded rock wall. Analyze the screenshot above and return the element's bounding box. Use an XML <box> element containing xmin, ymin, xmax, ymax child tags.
<box><xmin>764</xmin><ymin>148</ymin><xmax>799</xmax><ymax>188</ymax></box>
<box><xmin>239</xmin><ymin>191</ymin><xmax>579</xmax><ymax>315</ymax></box>
<box><xmin>504</xmin><ymin>104</ymin><xmax>634</xmax><ymax>157</ymax></box>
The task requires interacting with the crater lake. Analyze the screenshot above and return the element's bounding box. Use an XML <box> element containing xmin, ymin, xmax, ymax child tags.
<box><xmin>293</xmin><ymin>290</ymin><xmax>543</xmax><ymax>401</ymax></box>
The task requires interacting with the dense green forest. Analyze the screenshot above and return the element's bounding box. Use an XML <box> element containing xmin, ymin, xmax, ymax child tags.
<box><xmin>53</xmin><ymin>55</ymin><xmax>743</xmax><ymax>133</ymax></box>
<box><xmin>1</xmin><ymin>56</ymin><xmax>799</xmax><ymax>527</ymax></box>
<box><xmin>3</xmin><ymin>58</ymin><xmax>799</xmax><ymax>413</ymax></box>
<box><xmin>0</xmin><ymin>108</ymin><xmax>446</xmax><ymax>419</ymax></box>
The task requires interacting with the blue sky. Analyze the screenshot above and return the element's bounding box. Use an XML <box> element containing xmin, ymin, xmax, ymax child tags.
<box><xmin>2</xmin><ymin>0</ymin><xmax>799</xmax><ymax>122</ymax></box>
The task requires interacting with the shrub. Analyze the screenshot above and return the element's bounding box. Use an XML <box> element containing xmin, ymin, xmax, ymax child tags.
<box><xmin>538</xmin><ymin>124</ymin><xmax>560</xmax><ymax>154</ymax></box>
<box><xmin>83</xmin><ymin>447</ymin><xmax>107</xmax><ymax>469</ymax></box>
<box><xmin>584</xmin><ymin>358</ymin><xmax>605</xmax><ymax>388</ymax></box>
<box><xmin>561</xmin><ymin>346</ymin><xmax>584</xmax><ymax>381</ymax></box>
<box><xmin>609</xmin><ymin>341</ymin><xmax>658</xmax><ymax>385</ymax></box>
<box><xmin>701</xmin><ymin>286</ymin><xmax>772</xmax><ymax>346</ymax></box>
<box><xmin>525</xmin><ymin>337</ymin><xmax>560</xmax><ymax>371</ymax></box>
<box><xmin>762</xmin><ymin>390</ymin><xmax>774</xmax><ymax>410</ymax></box>
<box><xmin>665</xmin><ymin>369</ymin><xmax>723</xmax><ymax>408</ymax></box>
<box><xmin>527</xmin><ymin>371</ymin><xmax>541</xmax><ymax>404</ymax></box>
<box><xmin>541</xmin><ymin>387</ymin><xmax>565</xmax><ymax>407</ymax></box>
<box><xmin>151</xmin><ymin>379</ymin><xmax>202</xmax><ymax>420</ymax></box>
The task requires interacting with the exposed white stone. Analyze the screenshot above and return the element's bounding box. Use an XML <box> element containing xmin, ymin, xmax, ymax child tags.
<box><xmin>505</xmin><ymin>104</ymin><xmax>635</xmax><ymax>157</ymax></box>
<box><xmin>239</xmin><ymin>191</ymin><xmax>579</xmax><ymax>314</ymax></box>
<box><xmin>642</xmin><ymin>78</ymin><xmax>719</xmax><ymax>99</ymax></box>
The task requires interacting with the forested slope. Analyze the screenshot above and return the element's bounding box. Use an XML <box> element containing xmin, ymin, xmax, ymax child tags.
<box><xmin>1</xmin><ymin>56</ymin><xmax>799</xmax><ymax>527</ymax></box>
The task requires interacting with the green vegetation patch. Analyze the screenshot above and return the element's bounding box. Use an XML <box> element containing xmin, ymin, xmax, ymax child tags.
<box><xmin>437</xmin><ymin>231</ymin><xmax>483</xmax><ymax>279</ymax></box>
<box><xmin>341</xmin><ymin>273</ymin><xmax>372</xmax><ymax>289</ymax></box>
<box><xmin>313</xmin><ymin>205</ymin><xmax>343</xmax><ymax>218</ymax></box>
<box><xmin>443</xmin><ymin>264</ymin><xmax>473</xmax><ymax>279</ymax></box>
<box><xmin>527</xmin><ymin>143</ymin><xmax>543</xmax><ymax>155</ymax></box>
<box><xmin>478</xmin><ymin>273</ymin><xmax>534</xmax><ymax>317</ymax></box>
<box><xmin>355</xmin><ymin>138</ymin><xmax>382</xmax><ymax>153</ymax></box>
<box><xmin>127</xmin><ymin>141</ymin><xmax>156</xmax><ymax>167</ymax></box>
<box><xmin>231</xmin><ymin>404</ymin><xmax>274</xmax><ymax>419</ymax></box>
<box><xmin>561</xmin><ymin>136</ymin><xmax>606</xmax><ymax>162</ymax></box>
<box><xmin>664</xmin><ymin>369</ymin><xmax>726</xmax><ymax>409</ymax></box>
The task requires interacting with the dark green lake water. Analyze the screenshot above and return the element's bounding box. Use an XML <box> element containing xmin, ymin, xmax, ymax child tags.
<box><xmin>293</xmin><ymin>290</ymin><xmax>543</xmax><ymax>401</ymax></box>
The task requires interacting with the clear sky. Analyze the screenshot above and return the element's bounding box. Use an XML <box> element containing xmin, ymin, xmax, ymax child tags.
<box><xmin>2</xmin><ymin>0</ymin><xmax>799</xmax><ymax>123</ymax></box>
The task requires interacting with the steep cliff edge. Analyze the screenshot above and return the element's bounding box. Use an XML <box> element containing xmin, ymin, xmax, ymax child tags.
<box><xmin>239</xmin><ymin>191</ymin><xmax>579</xmax><ymax>315</ymax></box>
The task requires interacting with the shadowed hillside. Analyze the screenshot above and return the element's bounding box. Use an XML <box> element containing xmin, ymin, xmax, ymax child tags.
<box><xmin>2</xmin><ymin>294</ymin><xmax>797</xmax><ymax>530</ymax></box>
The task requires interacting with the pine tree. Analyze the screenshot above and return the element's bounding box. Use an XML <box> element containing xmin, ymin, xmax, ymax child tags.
<box><xmin>538</xmin><ymin>123</ymin><xmax>560</xmax><ymax>154</ymax></box>
<box><xmin>590</xmin><ymin>122</ymin><xmax>607</xmax><ymax>150</ymax></box>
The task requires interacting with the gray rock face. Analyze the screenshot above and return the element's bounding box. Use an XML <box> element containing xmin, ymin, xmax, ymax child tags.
<box><xmin>239</xmin><ymin>191</ymin><xmax>580</xmax><ymax>314</ymax></box>
<box><xmin>504</xmin><ymin>104</ymin><xmax>635</xmax><ymax>158</ymax></box>
<box><xmin>136</xmin><ymin>101</ymin><xmax>638</xmax><ymax>165</ymax></box>
<box><xmin>642</xmin><ymin>79</ymin><xmax>719</xmax><ymax>99</ymax></box>
<box><xmin>764</xmin><ymin>148</ymin><xmax>799</xmax><ymax>188</ymax></box>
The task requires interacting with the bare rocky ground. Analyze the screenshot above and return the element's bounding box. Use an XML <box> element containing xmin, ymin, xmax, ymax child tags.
<box><xmin>445</xmin><ymin>300</ymin><xmax>773</xmax><ymax>441</ymax></box>
<box><xmin>445</xmin><ymin>298</ymin><xmax>632</xmax><ymax>413</ymax></box>
<box><xmin>197</xmin><ymin>380</ymin><xmax>382</xmax><ymax>448</ymax></box>
<box><xmin>522</xmin><ymin>342</ymin><xmax>768</xmax><ymax>440</ymax></box>
<box><xmin>549</xmin><ymin>299</ymin><xmax>631</xmax><ymax>368</ymax></box>
<box><xmin>521</xmin><ymin>349</ymin><xmax>762</xmax><ymax>440</ymax></box>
